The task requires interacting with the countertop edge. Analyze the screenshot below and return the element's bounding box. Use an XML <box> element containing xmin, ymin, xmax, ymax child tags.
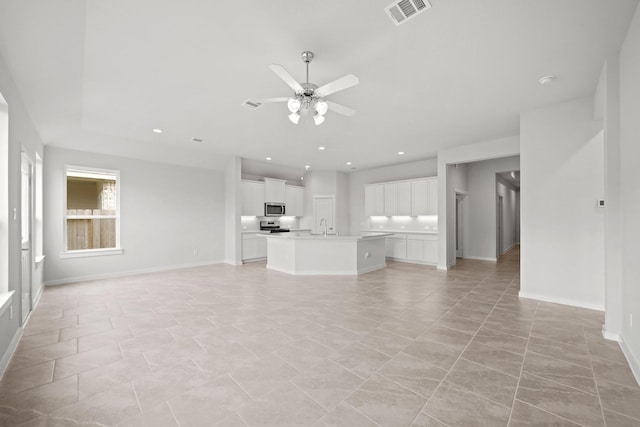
<box><xmin>361</xmin><ymin>229</ymin><xmax>438</xmax><ymax>235</ymax></box>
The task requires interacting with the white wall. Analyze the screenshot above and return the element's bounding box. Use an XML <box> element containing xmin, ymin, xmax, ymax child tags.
<box><xmin>225</xmin><ymin>157</ymin><xmax>241</xmax><ymax>265</ymax></box>
<box><xmin>44</xmin><ymin>147</ymin><xmax>225</xmax><ymax>284</ymax></box>
<box><xmin>437</xmin><ymin>136</ymin><xmax>520</xmax><ymax>268</ymax></box>
<box><xmin>348</xmin><ymin>159</ymin><xmax>438</xmax><ymax>234</ymax></box>
<box><xmin>336</xmin><ymin>172</ymin><xmax>350</xmax><ymax>236</ymax></box>
<box><xmin>0</xmin><ymin>51</ymin><xmax>45</xmax><ymax>376</ymax></box>
<box><xmin>619</xmin><ymin>3</ymin><xmax>640</xmax><ymax>381</ymax></box>
<box><xmin>464</xmin><ymin>156</ymin><xmax>519</xmax><ymax>261</ymax></box>
<box><xmin>520</xmin><ymin>97</ymin><xmax>605</xmax><ymax>310</ymax></box>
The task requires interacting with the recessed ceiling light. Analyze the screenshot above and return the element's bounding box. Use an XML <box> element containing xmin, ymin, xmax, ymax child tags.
<box><xmin>398</xmin><ymin>151</ymin><xmax>405</xmax><ymax>155</ymax></box>
<box><xmin>152</xmin><ymin>128</ymin><xmax>163</xmax><ymax>134</ymax></box>
<box><xmin>346</xmin><ymin>162</ymin><xmax>352</xmax><ymax>166</ymax></box>
<box><xmin>318</xmin><ymin>146</ymin><xmax>325</xmax><ymax>151</ymax></box>
<box><xmin>538</xmin><ymin>75</ymin><xmax>556</xmax><ymax>85</ymax></box>
<box><xmin>300</xmin><ymin>176</ymin><xmax>304</xmax><ymax>180</ymax></box>
<box><xmin>305</xmin><ymin>165</ymin><xmax>310</xmax><ymax>170</ymax></box>
<box><xmin>266</xmin><ymin>157</ymin><xmax>272</xmax><ymax>161</ymax></box>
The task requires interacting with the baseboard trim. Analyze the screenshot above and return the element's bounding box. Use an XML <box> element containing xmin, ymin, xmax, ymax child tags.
<box><xmin>462</xmin><ymin>256</ymin><xmax>498</xmax><ymax>262</ymax></box>
<box><xmin>44</xmin><ymin>260</ymin><xmax>224</xmax><ymax>286</ymax></box>
<box><xmin>619</xmin><ymin>335</ymin><xmax>640</xmax><ymax>387</ymax></box>
<box><xmin>386</xmin><ymin>257</ymin><xmax>437</xmax><ymax>267</ymax></box>
<box><xmin>601</xmin><ymin>325</ymin><xmax>620</xmax><ymax>342</ymax></box>
<box><xmin>266</xmin><ymin>263</ymin><xmax>386</xmax><ymax>276</ymax></box>
<box><xmin>518</xmin><ymin>291</ymin><xmax>604</xmax><ymax>311</ymax></box>
<box><xmin>501</xmin><ymin>242</ymin><xmax>516</xmax><ymax>254</ymax></box>
<box><xmin>32</xmin><ymin>284</ymin><xmax>44</xmax><ymax>309</ymax></box>
<box><xmin>0</xmin><ymin>326</ymin><xmax>23</xmax><ymax>381</ymax></box>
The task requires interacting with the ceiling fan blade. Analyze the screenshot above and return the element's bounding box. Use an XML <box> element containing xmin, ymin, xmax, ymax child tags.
<box><xmin>327</xmin><ymin>101</ymin><xmax>356</xmax><ymax>117</ymax></box>
<box><xmin>251</xmin><ymin>97</ymin><xmax>290</xmax><ymax>104</ymax></box>
<box><xmin>268</xmin><ymin>64</ymin><xmax>304</xmax><ymax>93</ymax></box>
<box><xmin>316</xmin><ymin>74</ymin><xmax>360</xmax><ymax>97</ymax></box>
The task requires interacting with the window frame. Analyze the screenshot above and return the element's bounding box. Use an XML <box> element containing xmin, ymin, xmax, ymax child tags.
<box><xmin>61</xmin><ymin>165</ymin><xmax>122</xmax><ymax>258</ymax></box>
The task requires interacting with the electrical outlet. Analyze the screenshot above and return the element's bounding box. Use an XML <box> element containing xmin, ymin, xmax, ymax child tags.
<box><xmin>193</xmin><ymin>249</ymin><xmax>198</xmax><ymax>256</ymax></box>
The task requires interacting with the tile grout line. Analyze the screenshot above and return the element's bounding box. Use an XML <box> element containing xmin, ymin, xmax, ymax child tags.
<box><xmin>407</xmin><ymin>275</ymin><xmax>518</xmax><ymax>425</ymax></box>
<box><xmin>506</xmin><ymin>277</ymin><xmax>537</xmax><ymax>427</ymax></box>
<box><xmin>586</xmin><ymin>323</ymin><xmax>611</xmax><ymax>427</ymax></box>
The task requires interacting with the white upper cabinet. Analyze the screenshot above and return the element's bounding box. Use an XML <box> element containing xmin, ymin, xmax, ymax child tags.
<box><xmin>367</xmin><ymin>177</ymin><xmax>437</xmax><ymax>217</ymax></box>
<box><xmin>384</xmin><ymin>183</ymin><xmax>398</xmax><ymax>216</ymax></box>
<box><xmin>285</xmin><ymin>185</ymin><xmax>304</xmax><ymax>217</ymax></box>
<box><xmin>365</xmin><ymin>184</ymin><xmax>385</xmax><ymax>216</ymax></box>
<box><xmin>427</xmin><ymin>178</ymin><xmax>438</xmax><ymax>215</ymax></box>
<box><xmin>397</xmin><ymin>181</ymin><xmax>412</xmax><ymax>215</ymax></box>
<box><xmin>264</xmin><ymin>178</ymin><xmax>286</xmax><ymax>203</ymax></box>
<box><xmin>411</xmin><ymin>178</ymin><xmax>437</xmax><ymax>216</ymax></box>
<box><xmin>241</xmin><ymin>180</ymin><xmax>265</xmax><ymax>216</ymax></box>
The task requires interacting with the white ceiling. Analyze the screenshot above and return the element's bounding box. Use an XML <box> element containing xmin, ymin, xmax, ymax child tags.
<box><xmin>0</xmin><ymin>0</ymin><xmax>637</xmax><ymax>173</ymax></box>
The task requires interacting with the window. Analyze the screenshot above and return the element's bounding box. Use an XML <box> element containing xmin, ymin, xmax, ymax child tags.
<box><xmin>63</xmin><ymin>166</ymin><xmax>121</xmax><ymax>256</ymax></box>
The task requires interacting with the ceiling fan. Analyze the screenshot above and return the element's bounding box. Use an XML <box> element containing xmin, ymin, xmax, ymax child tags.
<box><xmin>242</xmin><ymin>51</ymin><xmax>359</xmax><ymax>125</ymax></box>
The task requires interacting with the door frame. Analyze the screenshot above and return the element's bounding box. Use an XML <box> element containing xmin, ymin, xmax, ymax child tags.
<box><xmin>20</xmin><ymin>151</ymin><xmax>34</xmax><ymax>323</ymax></box>
<box><xmin>455</xmin><ymin>192</ymin><xmax>465</xmax><ymax>258</ymax></box>
<box><xmin>496</xmin><ymin>194</ymin><xmax>504</xmax><ymax>258</ymax></box>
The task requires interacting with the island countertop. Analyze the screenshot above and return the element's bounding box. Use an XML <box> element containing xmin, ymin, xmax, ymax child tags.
<box><xmin>262</xmin><ymin>231</ymin><xmax>394</xmax><ymax>240</ymax></box>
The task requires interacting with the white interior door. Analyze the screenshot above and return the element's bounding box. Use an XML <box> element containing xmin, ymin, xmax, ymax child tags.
<box><xmin>21</xmin><ymin>153</ymin><xmax>33</xmax><ymax>323</ymax></box>
<box><xmin>313</xmin><ymin>196</ymin><xmax>335</xmax><ymax>235</ymax></box>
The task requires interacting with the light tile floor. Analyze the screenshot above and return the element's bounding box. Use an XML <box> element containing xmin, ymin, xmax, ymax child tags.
<box><xmin>1</xmin><ymin>247</ymin><xmax>639</xmax><ymax>426</ymax></box>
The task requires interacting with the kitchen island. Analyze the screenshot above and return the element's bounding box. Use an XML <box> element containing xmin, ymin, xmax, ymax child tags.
<box><xmin>263</xmin><ymin>232</ymin><xmax>392</xmax><ymax>275</ymax></box>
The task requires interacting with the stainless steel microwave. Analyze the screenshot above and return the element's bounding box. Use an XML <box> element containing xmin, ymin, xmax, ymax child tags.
<box><xmin>264</xmin><ymin>202</ymin><xmax>285</xmax><ymax>217</ymax></box>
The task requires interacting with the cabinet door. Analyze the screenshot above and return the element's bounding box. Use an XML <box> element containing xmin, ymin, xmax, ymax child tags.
<box><xmin>411</xmin><ymin>179</ymin><xmax>428</xmax><ymax>216</ymax></box>
<box><xmin>256</xmin><ymin>237</ymin><xmax>267</xmax><ymax>258</ymax></box>
<box><xmin>406</xmin><ymin>239</ymin><xmax>424</xmax><ymax>261</ymax></box>
<box><xmin>384</xmin><ymin>183</ymin><xmax>398</xmax><ymax>216</ymax></box>
<box><xmin>365</xmin><ymin>184</ymin><xmax>385</xmax><ymax>216</ymax></box>
<box><xmin>242</xmin><ymin>181</ymin><xmax>265</xmax><ymax>216</ymax></box>
<box><xmin>242</xmin><ymin>237</ymin><xmax>257</xmax><ymax>260</ymax></box>
<box><xmin>285</xmin><ymin>185</ymin><xmax>304</xmax><ymax>217</ymax></box>
<box><xmin>385</xmin><ymin>238</ymin><xmax>395</xmax><ymax>257</ymax></box>
<box><xmin>424</xmin><ymin>239</ymin><xmax>438</xmax><ymax>264</ymax></box>
<box><xmin>393</xmin><ymin>238</ymin><xmax>407</xmax><ymax>259</ymax></box>
<box><xmin>397</xmin><ymin>181</ymin><xmax>412</xmax><ymax>216</ymax></box>
<box><xmin>426</xmin><ymin>178</ymin><xmax>438</xmax><ymax>215</ymax></box>
<box><xmin>264</xmin><ymin>178</ymin><xmax>286</xmax><ymax>202</ymax></box>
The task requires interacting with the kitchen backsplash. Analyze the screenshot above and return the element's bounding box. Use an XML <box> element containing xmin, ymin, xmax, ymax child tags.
<box><xmin>364</xmin><ymin>215</ymin><xmax>438</xmax><ymax>232</ymax></box>
<box><xmin>241</xmin><ymin>216</ymin><xmax>300</xmax><ymax>231</ymax></box>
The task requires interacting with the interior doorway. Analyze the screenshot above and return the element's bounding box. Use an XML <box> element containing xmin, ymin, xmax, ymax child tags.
<box><xmin>21</xmin><ymin>152</ymin><xmax>33</xmax><ymax>322</ymax></box>
<box><xmin>313</xmin><ymin>196</ymin><xmax>335</xmax><ymax>235</ymax></box>
<box><xmin>455</xmin><ymin>193</ymin><xmax>465</xmax><ymax>258</ymax></box>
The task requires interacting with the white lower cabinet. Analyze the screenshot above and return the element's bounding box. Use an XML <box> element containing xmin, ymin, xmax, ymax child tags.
<box><xmin>242</xmin><ymin>234</ymin><xmax>267</xmax><ymax>262</ymax></box>
<box><xmin>386</xmin><ymin>233</ymin><xmax>437</xmax><ymax>265</ymax></box>
<box><xmin>385</xmin><ymin>234</ymin><xmax>407</xmax><ymax>259</ymax></box>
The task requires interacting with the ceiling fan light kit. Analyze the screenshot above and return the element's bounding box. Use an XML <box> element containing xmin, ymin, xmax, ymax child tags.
<box><xmin>245</xmin><ymin>51</ymin><xmax>359</xmax><ymax>126</ymax></box>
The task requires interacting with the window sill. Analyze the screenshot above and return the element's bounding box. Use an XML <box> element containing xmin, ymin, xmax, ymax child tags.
<box><xmin>60</xmin><ymin>248</ymin><xmax>123</xmax><ymax>259</ymax></box>
<box><xmin>0</xmin><ymin>291</ymin><xmax>15</xmax><ymax>318</ymax></box>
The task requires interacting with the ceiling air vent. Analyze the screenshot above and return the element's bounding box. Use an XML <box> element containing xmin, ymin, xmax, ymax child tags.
<box><xmin>385</xmin><ymin>0</ymin><xmax>431</xmax><ymax>26</ymax></box>
<box><xmin>241</xmin><ymin>99</ymin><xmax>263</xmax><ymax>110</ymax></box>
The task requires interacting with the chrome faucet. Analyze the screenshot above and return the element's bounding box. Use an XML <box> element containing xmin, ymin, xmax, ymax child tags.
<box><xmin>320</xmin><ymin>218</ymin><xmax>328</xmax><ymax>237</ymax></box>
